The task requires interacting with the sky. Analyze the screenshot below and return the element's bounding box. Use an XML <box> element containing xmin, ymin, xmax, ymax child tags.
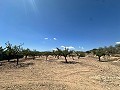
<box><xmin>0</xmin><ymin>0</ymin><xmax>120</xmax><ymax>51</ymax></box>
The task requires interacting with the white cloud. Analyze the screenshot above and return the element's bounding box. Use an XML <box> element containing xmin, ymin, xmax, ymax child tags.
<box><xmin>81</xmin><ymin>47</ymin><xmax>84</xmax><ymax>49</ymax></box>
<box><xmin>61</xmin><ymin>46</ymin><xmax>75</xmax><ymax>50</ymax></box>
<box><xmin>53</xmin><ymin>38</ymin><xmax>57</xmax><ymax>40</ymax></box>
<box><xmin>79</xmin><ymin>46</ymin><xmax>84</xmax><ymax>50</ymax></box>
<box><xmin>52</xmin><ymin>48</ymin><xmax>57</xmax><ymax>51</ymax></box>
<box><xmin>116</xmin><ymin>42</ymin><xmax>120</xmax><ymax>44</ymax></box>
<box><xmin>66</xmin><ymin>46</ymin><xmax>75</xmax><ymax>49</ymax></box>
<box><xmin>61</xmin><ymin>46</ymin><xmax>65</xmax><ymax>48</ymax></box>
<box><xmin>44</xmin><ymin>38</ymin><xmax>48</xmax><ymax>40</ymax></box>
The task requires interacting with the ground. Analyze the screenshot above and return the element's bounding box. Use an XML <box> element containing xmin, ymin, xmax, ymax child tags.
<box><xmin>0</xmin><ymin>56</ymin><xmax>120</xmax><ymax>90</ymax></box>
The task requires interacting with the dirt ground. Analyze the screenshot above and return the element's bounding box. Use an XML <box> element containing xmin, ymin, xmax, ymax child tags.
<box><xmin>0</xmin><ymin>56</ymin><xmax>120</xmax><ymax>90</ymax></box>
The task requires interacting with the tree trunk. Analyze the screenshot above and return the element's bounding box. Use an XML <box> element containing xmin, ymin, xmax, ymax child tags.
<box><xmin>65</xmin><ymin>57</ymin><xmax>68</xmax><ymax>63</ymax></box>
<box><xmin>33</xmin><ymin>56</ymin><xmax>35</xmax><ymax>60</ymax></box>
<box><xmin>8</xmin><ymin>59</ymin><xmax>10</xmax><ymax>62</ymax></box>
<box><xmin>0</xmin><ymin>62</ymin><xmax>2</xmax><ymax>66</ymax></box>
<box><xmin>25</xmin><ymin>55</ymin><xmax>27</xmax><ymax>59</ymax></box>
<box><xmin>72</xmin><ymin>56</ymin><xmax>74</xmax><ymax>60</ymax></box>
<box><xmin>55</xmin><ymin>55</ymin><xmax>56</xmax><ymax>58</ymax></box>
<box><xmin>57</xmin><ymin>55</ymin><xmax>59</xmax><ymax>59</ymax></box>
<box><xmin>17</xmin><ymin>57</ymin><xmax>19</xmax><ymax>65</ymax></box>
<box><xmin>46</xmin><ymin>56</ymin><xmax>48</xmax><ymax>60</ymax></box>
<box><xmin>98</xmin><ymin>56</ymin><xmax>101</xmax><ymax>61</ymax></box>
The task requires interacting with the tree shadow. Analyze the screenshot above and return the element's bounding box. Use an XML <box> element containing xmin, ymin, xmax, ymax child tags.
<box><xmin>0</xmin><ymin>62</ymin><xmax>35</xmax><ymax>70</ymax></box>
<box><xmin>99</xmin><ymin>59</ymin><xmax>116</xmax><ymax>62</ymax></box>
<box><xmin>17</xmin><ymin>62</ymin><xmax>35</xmax><ymax>68</ymax></box>
<box><xmin>60</xmin><ymin>61</ymin><xmax>79</xmax><ymax>64</ymax></box>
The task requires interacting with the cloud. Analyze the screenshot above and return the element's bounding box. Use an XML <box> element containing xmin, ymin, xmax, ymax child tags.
<box><xmin>116</xmin><ymin>42</ymin><xmax>120</xmax><ymax>44</ymax></box>
<box><xmin>66</xmin><ymin>46</ymin><xmax>75</xmax><ymax>49</ymax></box>
<box><xmin>53</xmin><ymin>38</ymin><xmax>57</xmax><ymax>40</ymax></box>
<box><xmin>52</xmin><ymin>48</ymin><xmax>57</xmax><ymax>51</ymax></box>
<box><xmin>44</xmin><ymin>38</ymin><xmax>48</xmax><ymax>40</ymax></box>
<box><xmin>61</xmin><ymin>46</ymin><xmax>65</xmax><ymax>48</ymax></box>
<box><xmin>61</xmin><ymin>46</ymin><xmax>75</xmax><ymax>50</ymax></box>
<box><xmin>79</xmin><ymin>46</ymin><xmax>84</xmax><ymax>49</ymax></box>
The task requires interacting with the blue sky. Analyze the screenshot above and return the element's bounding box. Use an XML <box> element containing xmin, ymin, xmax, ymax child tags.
<box><xmin>0</xmin><ymin>0</ymin><xmax>120</xmax><ymax>51</ymax></box>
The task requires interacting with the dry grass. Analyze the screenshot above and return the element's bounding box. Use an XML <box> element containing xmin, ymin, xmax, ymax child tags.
<box><xmin>0</xmin><ymin>56</ymin><xmax>120</xmax><ymax>90</ymax></box>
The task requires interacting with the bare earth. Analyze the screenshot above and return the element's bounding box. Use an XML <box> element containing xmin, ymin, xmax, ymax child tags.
<box><xmin>0</xmin><ymin>56</ymin><xmax>120</xmax><ymax>90</ymax></box>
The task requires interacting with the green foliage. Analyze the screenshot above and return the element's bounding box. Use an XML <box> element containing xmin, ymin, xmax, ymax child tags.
<box><xmin>0</xmin><ymin>42</ymin><xmax>24</xmax><ymax>65</ymax></box>
<box><xmin>76</xmin><ymin>51</ymin><xmax>85</xmax><ymax>59</ymax></box>
<box><xmin>95</xmin><ymin>48</ymin><xmax>106</xmax><ymax>61</ymax></box>
<box><xmin>0</xmin><ymin>46</ymin><xmax>4</xmax><ymax>61</ymax></box>
<box><xmin>22</xmin><ymin>48</ymin><xmax>30</xmax><ymax>59</ymax></box>
<box><xmin>115</xmin><ymin>44</ymin><xmax>120</xmax><ymax>54</ymax></box>
<box><xmin>42</xmin><ymin>51</ymin><xmax>52</xmax><ymax>60</ymax></box>
<box><xmin>53</xmin><ymin>50</ymin><xmax>62</xmax><ymax>59</ymax></box>
<box><xmin>56</xmin><ymin>48</ymin><xmax>73</xmax><ymax>63</ymax></box>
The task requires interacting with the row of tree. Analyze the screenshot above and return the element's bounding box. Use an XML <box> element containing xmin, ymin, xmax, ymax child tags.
<box><xmin>0</xmin><ymin>42</ymin><xmax>86</xmax><ymax>65</ymax></box>
<box><xmin>0</xmin><ymin>42</ymin><xmax>40</xmax><ymax>65</ymax></box>
<box><xmin>89</xmin><ymin>44</ymin><xmax>120</xmax><ymax>61</ymax></box>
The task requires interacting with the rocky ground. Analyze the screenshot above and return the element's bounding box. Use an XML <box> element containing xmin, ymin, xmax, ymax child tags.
<box><xmin>0</xmin><ymin>56</ymin><xmax>120</xmax><ymax>90</ymax></box>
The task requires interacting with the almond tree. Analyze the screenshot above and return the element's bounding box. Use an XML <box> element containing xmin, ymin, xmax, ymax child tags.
<box><xmin>53</xmin><ymin>50</ymin><xmax>61</xmax><ymax>59</ymax></box>
<box><xmin>5</xmin><ymin>42</ymin><xmax>14</xmax><ymax>62</ymax></box>
<box><xmin>13</xmin><ymin>45</ymin><xmax>23</xmax><ymax>65</ymax></box>
<box><xmin>56</xmin><ymin>48</ymin><xmax>73</xmax><ymax>63</ymax></box>
<box><xmin>75</xmin><ymin>51</ymin><xmax>85</xmax><ymax>59</ymax></box>
<box><xmin>0</xmin><ymin>46</ymin><xmax>5</xmax><ymax>65</ymax></box>
<box><xmin>43</xmin><ymin>51</ymin><xmax>52</xmax><ymax>60</ymax></box>
<box><xmin>96</xmin><ymin>48</ymin><xmax>106</xmax><ymax>61</ymax></box>
<box><xmin>0</xmin><ymin>46</ymin><xmax>4</xmax><ymax>61</ymax></box>
<box><xmin>69</xmin><ymin>50</ymin><xmax>75</xmax><ymax>60</ymax></box>
<box><xmin>115</xmin><ymin>44</ymin><xmax>120</xmax><ymax>54</ymax></box>
<box><xmin>29</xmin><ymin>50</ymin><xmax>38</xmax><ymax>60</ymax></box>
<box><xmin>22</xmin><ymin>48</ymin><xmax>30</xmax><ymax>59</ymax></box>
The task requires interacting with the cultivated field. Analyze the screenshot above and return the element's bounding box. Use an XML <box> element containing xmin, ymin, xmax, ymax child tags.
<box><xmin>0</xmin><ymin>56</ymin><xmax>120</xmax><ymax>90</ymax></box>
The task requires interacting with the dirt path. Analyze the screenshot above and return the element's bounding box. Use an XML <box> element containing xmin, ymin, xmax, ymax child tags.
<box><xmin>0</xmin><ymin>57</ymin><xmax>120</xmax><ymax>90</ymax></box>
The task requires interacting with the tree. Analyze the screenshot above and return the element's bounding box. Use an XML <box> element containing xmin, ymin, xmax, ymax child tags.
<box><xmin>12</xmin><ymin>45</ymin><xmax>23</xmax><ymax>65</ymax></box>
<box><xmin>53</xmin><ymin>50</ymin><xmax>61</xmax><ymax>59</ymax></box>
<box><xmin>43</xmin><ymin>51</ymin><xmax>51</xmax><ymax>60</ymax></box>
<box><xmin>76</xmin><ymin>51</ymin><xmax>85</xmax><ymax>59</ymax></box>
<box><xmin>5</xmin><ymin>42</ymin><xmax>14</xmax><ymax>62</ymax></box>
<box><xmin>29</xmin><ymin>50</ymin><xmax>38</xmax><ymax>60</ymax></box>
<box><xmin>69</xmin><ymin>50</ymin><xmax>75</xmax><ymax>60</ymax></box>
<box><xmin>0</xmin><ymin>46</ymin><xmax>4</xmax><ymax>61</ymax></box>
<box><xmin>0</xmin><ymin>46</ymin><xmax>5</xmax><ymax>65</ymax></box>
<box><xmin>96</xmin><ymin>48</ymin><xmax>106</xmax><ymax>61</ymax></box>
<box><xmin>22</xmin><ymin>48</ymin><xmax>30</xmax><ymax>59</ymax></box>
<box><xmin>57</xmin><ymin>48</ymin><xmax>73</xmax><ymax>63</ymax></box>
<box><xmin>115</xmin><ymin>44</ymin><xmax>120</xmax><ymax>54</ymax></box>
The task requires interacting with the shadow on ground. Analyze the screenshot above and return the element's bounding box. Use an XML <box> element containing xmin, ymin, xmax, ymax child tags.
<box><xmin>0</xmin><ymin>62</ymin><xmax>35</xmax><ymax>70</ymax></box>
<box><xmin>60</xmin><ymin>61</ymin><xmax>80</xmax><ymax>64</ymax></box>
